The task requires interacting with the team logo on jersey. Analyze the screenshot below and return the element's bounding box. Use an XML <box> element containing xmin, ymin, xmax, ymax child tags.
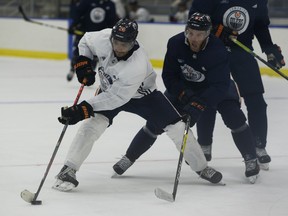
<box><xmin>181</xmin><ymin>64</ymin><xmax>205</xmax><ymax>82</ymax></box>
<box><xmin>90</xmin><ymin>7</ymin><xmax>106</xmax><ymax>23</ymax></box>
<box><xmin>98</xmin><ymin>66</ymin><xmax>114</xmax><ymax>91</ymax></box>
<box><xmin>223</xmin><ymin>6</ymin><xmax>249</xmax><ymax>34</ymax></box>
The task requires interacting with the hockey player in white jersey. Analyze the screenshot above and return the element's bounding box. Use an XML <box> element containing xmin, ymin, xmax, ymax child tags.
<box><xmin>53</xmin><ymin>18</ymin><xmax>223</xmax><ymax>192</ymax></box>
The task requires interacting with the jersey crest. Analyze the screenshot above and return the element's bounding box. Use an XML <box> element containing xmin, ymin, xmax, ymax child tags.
<box><xmin>181</xmin><ymin>64</ymin><xmax>205</xmax><ymax>82</ymax></box>
<box><xmin>223</xmin><ymin>6</ymin><xmax>249</xmax><ymax>34</ymax></box>
<box><xmin>90</xmin><ymin>7</ymin><xmax>106</xmax><ymax>23</ymax></box>
<box><xmin>98</xmin><ymin>66</ymin><xmax>114</xmax><ymax>91</ymax></box>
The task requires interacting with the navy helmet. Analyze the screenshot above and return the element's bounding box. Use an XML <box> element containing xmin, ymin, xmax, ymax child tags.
<box><xmin>111</xmin><ymin>18</ymin><xmax>138</xmax><ymax>43</ymax></box>
<box><xmin>187</xmin><ymin>12</ymin><xmax>212</xmax><ymax>31</ymax></box>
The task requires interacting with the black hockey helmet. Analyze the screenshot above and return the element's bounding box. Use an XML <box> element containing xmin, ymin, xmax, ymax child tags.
<box><xmin>111</xmin><ymin>18</ymin><xmax>138</xmax><ymax>43</ymax></box>
<box><xmin>186</xmin><ymin>12</ymin><xmax>212</xmax><ymax>31</ymax></box>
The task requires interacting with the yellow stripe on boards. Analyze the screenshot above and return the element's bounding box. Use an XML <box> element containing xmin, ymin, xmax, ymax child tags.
<box><xmin>0</xmin><ymin>50</ymin><xmax>287</xmax><ymax>79</ymax></box>
<box><xmin>0</xmin><ymin>49</ymin><xmax>67</xmax><ymax>60</ymax></box>
<box><xmin>260</xmin><ymin>67</ymin><xmax>288</xmax><ymax>78</ymax></box>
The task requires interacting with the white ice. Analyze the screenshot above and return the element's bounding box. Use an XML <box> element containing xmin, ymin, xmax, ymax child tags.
<box><xmin>0</xmin><ymin>57</ymin><xmax>288</xmax><ymax>216</ymax></box>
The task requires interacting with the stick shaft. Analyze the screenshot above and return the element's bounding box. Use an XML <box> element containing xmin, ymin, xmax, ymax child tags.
<box><xmin>18</xmin><ymin>5</ymin><xmax>83</xmax><ymax>36</ymax></box>
<box><xmin>171</xmin><ymin>116</ymin><xmax>190</xmax><ymax>200</ymax></box>
<box><xmin>32</xmin><ymin>84</ymin><xmax>85</xmax><ymax>202</ymax></box>
<box><xmin>230</xmin><ymin>38</ymin><xmax>288</xmax><ymax>80</ymax></box>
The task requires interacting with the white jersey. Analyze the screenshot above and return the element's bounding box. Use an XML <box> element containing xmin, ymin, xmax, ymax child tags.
<box><xmin>78</xmin><ymin>28</ymin><xmax>157</xmax><ymax>111</ymax></box>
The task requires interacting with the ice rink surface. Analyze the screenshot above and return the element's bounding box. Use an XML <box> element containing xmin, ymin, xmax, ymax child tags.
<box><xmin>0</xmin><ymin>57</ymin><xmax>288</xmax><ymax>216</ymax></box>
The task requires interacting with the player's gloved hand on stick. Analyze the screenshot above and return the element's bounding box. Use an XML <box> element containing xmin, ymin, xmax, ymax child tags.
<box><xmin>74</xmin><ymin>55</ymin><xmax>96</xmax><ymax>86</ymax></box>
<box><xmin>58</xmin><ymin>101</ymin><xmax>94</xmax><ymax>125</ymax></box>
<box><xmin>182</xmin><ymin>99</ymin><xmax>206</xmax><ymax>127</ymax></box>
<box><xmin>214</xmin><ymin>24</ymin><xmax>238</xmax><ymax>46</ymax></box>
<box><xmin>264</xmin><ymin>44</ymin><xmax>286</xmax><ymax>69</ymax></box>
<box><xmin>68</xmin><ymin>25</ymin><xmax>76</xmax><ymax>35</ymax></box>
<box><xmin>178</xmin><ymin>89</ymin><xmax>195</xmax><ymax>105</ymax></box>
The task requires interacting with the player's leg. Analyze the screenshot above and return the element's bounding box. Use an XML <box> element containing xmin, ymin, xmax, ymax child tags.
<box><xmin>164</xmin><ymin>121</ymin><xmax>223</xmax><ymax>184</ymax></box>
<box><xmin>218</xmin><ymin>98</ymin><xmax>259</xmax><ymax>183</ymax></box>
<box><xmin>53</xmin><ymin>113</ymin><xmax>110</xmax><ymax>191</ymax></box>
<box><xmin>113</xmin><ymin>91</ymin><xmax>179</xmax><ymax>175</ymax></box>
<box><xmin>243</xmin><ymin>93</ymin><xmax>270</xmax><ymax>170</ymax></box>
<box><xmin>196</xmin><ymin>107</ymin><xmax>217</xmax><ymax>161</ymax></box>
<box><xmin>114</xmin><ymin>91</ymin><xmax>223</xmax><ymax>183</ymax></box>
<box><xmin>67</xmin><ymin>35</ymin><xmax>81</xmax><ymax>81</ymax></box>
<box><xmin>230</xmin><ymin>48</ymin><xmax>270</xmax><ymax>170</ymax></box>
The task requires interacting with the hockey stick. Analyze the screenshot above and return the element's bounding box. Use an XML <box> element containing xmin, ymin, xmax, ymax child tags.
<box><xmin>230</xmin><ymin>37</ymin><xmax>288</xmax><ymax>80</ymax></box>
<box><xmin>18</xmin><ymin>5</ymin><xmax>84</xmax><ymax>36</ymax></box>
<box><xmin>154</xmin><ymin>116</ymin><xmax>191</xmax><ymax>202</ymax></box>
<box><xmin>20</xmin><ymin>83</ymin><xmax>85</xmax><ymax>205</ymax></box>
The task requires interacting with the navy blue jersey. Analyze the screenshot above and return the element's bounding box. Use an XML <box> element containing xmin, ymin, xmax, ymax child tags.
<box><xmin>189</xmin><ymin>0</ymin><xmax>273</xmax><ymax>51</ymax></box>
<box><xmin>72</xmin><ymin>0</ymin><xmax>117</xmax><ymax>32</ymax></box>
<box><xmin>162</xmin><ymin>33</ymin><xmax>230</xmax><ymax>108</ymax></box>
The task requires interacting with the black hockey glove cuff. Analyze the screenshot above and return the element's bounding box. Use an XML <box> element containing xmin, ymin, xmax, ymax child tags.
<box><xmin>264</xmin><ymin>44</ymin><xmax>285</xmax><ymax>69</ymax></box>
<box><xmin>74</xmin><ymin>55</ymin><xmax>96</xmax><ymax>86</ymax></box>
<box><xmin>214</xmin><ymin>24</ymin><xmax>238</xmax><ymax>47</ymax></box>
<box><xmin>182</xmin><ymin>99</ymin><xmax>206</xmax><ymax>127</ymax></box>
<box><xmin>68</xmin><ymin>25</ymin><xmax>76</xmax><ymax>35</ymax></box>
<box><xmin>58</xmin><ymin>101</ymin><xmax>94</xmax><ymax>125</ymax></box>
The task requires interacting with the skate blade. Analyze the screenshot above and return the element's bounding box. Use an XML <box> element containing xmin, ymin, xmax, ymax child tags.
<box><xmin>111</xmin><ymin>172</ymin><xmax>121</xmax><ymax>178</ymax></box>
<box><xmin>21</xmin><ymin>189</ymin><xmax>35</xmax><ymax>203</ymax></box>
<box><xmin>217</xmin><ymin>181</ymin><xmax>226</xmax><ymax>186</ymax></box>
<box><xmin>247</xmin><ymin>175</ymin><xmax>259</xmax><ymax>184</ymax></box>
<box><xmin>259</xmin><ymin>162</ymin><xmax>269</xmax><ymax>171</ymax></box>
<box><xmin>52</xmin><ymin>180</ymin><xmax>76</xmax><ymax>192</ymax></box>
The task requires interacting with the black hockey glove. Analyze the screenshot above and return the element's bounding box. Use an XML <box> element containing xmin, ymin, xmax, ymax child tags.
<box><xmin>74</xmin><ymin>55</ymin><xmax>96</xmax><ymax>86</ymax></box>
<box><xmin>182</xmin><ymin>99</ymin><xmax>206</xmax><ymax>127</ymax></box>
<box><xmin>264</xmin><ymin>44</ymin><xmax>285</xmax><ymax>69</ymax></box>
<box><xmin>68</xmin><ymin>25</ymin><xmax>76</xmax><ymax>35</ymax></box>
<box><xmin>214</xmin><ymin>24</ymin><xmax>238</xmax><ymax>46</ymax></box>
<box><xmin>58</xmin><ymin>101</ymin><xmax>94</xmax><ymax>125</ymax></box>
<box><xmin>178</xmin><ymin>89</ymin><xmax>196</xmax><ymax>106</ymax></box>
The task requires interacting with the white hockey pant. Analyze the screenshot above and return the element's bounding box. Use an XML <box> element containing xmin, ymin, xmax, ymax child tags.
<box><xmin>164</xmin><ymin>121</ymin><xmax>207</xmax><ymax>172</ymax></box>
<box><xmin>65</xmin><ymin>114</ymin><xmax>109</xmax><ymax>171</ymax></box>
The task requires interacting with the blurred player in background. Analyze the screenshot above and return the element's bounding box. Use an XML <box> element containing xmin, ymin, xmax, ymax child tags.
<box><xmin>67</xmin><ymin>0</ymin><xmax>118</xmax><ymax>81</ymax></box>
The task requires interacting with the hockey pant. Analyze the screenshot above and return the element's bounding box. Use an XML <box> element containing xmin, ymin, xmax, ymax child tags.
<box><xmin>64</xmin><ymin>114</ymin><xmax>109</xmax><ymax>171</ymax></box>
<box><xmin>164</xmin><ymin>121</ymin><xmax>207</xmax><ymax>172</ymax></box>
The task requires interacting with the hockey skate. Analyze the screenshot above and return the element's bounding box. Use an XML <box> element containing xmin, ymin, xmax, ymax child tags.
<box><xmin>200</xmin><ymin>145</ymin><xmax>212</xmax><ymax>161</ymax></box>
<box><xmin>196</xmin><ymin>166</ymin><xmax>223</xmax><ymax>184</ymax></box>
<box><xmin>112</xmin><ymin>155</ymin><xmax>134</xmax><ymax>176</ymax></box>
<box><xmin>52</xmin><ymin>165</ymin><xmax>79</xmax><ymax>192</ymax></box>
<box><xmin>66</xmin><ymin>69</ymin><xmax>75</xmax><ymax>81</ymax></box>
<box><xmin>256</xmin><ymin>147</ymin><xmax>271</xmax><ymax>170</ymax></box>
<box><xmin>244</xmin><ymin>158</ymin><xmax>260</xmax><ymax>184</ymax></box>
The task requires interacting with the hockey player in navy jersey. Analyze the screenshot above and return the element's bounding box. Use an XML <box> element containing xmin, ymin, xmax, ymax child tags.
<box><xmin>189</xmin><ymin>0</ymin><xmax>285</xmax><ymax>170</ymax></box>
<box><xmin>53</xmin><ymin>18</ymin><xmax>223</xmax><ymax>192</ymax></box>
<box><xmin>67</xmin><ymin>0</ymin><xmax>118</xmax><ymax>81</ymax></box>
<box><xmin>113</xmin><ymin>13</ymin><xmax>260</xmax><ymax>183</ymax></box>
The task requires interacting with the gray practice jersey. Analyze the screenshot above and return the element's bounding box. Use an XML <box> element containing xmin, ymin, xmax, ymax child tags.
<box><xmin>78</xmin><ymin>28</ymin><xmax>157</xmax><ymax>111</ymax></box>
